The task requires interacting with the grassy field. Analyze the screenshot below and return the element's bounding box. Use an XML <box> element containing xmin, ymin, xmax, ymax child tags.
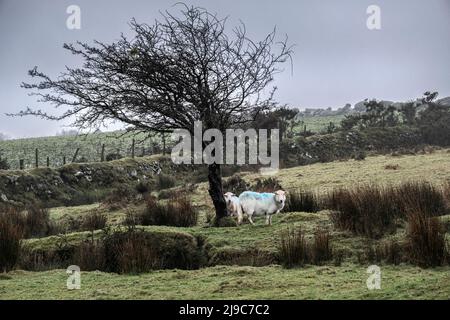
<box><xmin>0</xmin><ymin>115</ymin><xmax>344</xmax><ymax>170</ymax></box>
<box><xmin>295</xmin><ymin>115</ymin><xmax>346</xmax><ymax>133</ymax></box>
<box><xmin>0</xmin><ymin>131</ymin><xmax>165</xmax><ymax>170</ymax></box>
<box><xmin>1</xmin><ymin>149</ymin><xmax>449</xmax><ymax>300</ymax></box>
<box><xmin>1</xmin><ymin>264</ymin><xmax>449</xmax><ymax>300</ymax></box>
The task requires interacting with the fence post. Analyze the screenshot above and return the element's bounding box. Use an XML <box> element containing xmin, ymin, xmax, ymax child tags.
<box><xmin>35</xmin><ymin>148</ymin><xmax>39</xmax><ymax>168</ymax></box>
<box><xmin>162</xmin><ymin>133</ymin><xmax>166</xmax><ymax>155</ymax></box>
<box><xmin>46</xmin><ymin>156</ymin><xmax>50</xmax><ymax>167</ymax></box>
<box><xmin>19</xmin><ymin>159</ymin><xmax>24</xmax><ymax>170</ymax></box>
<box><xmin>131</xmin><ymin>138</ymin><xmax>135</xmax><ymax>159</ymax></box>
<box><xmin>63</xmin><ymin>156</ymin><xmax>66</xmax><ymax>165</ymax></box>
<box><xmin>101</xmin><ymin>144</ymin><xmax>105</xmax><ymax>162</ymax></box>
<box><xmin>72</xmin><ymin>148</ymin><xmax>80</xmax><ymax>163</ymax></box>
<box><xmin>141</xmin><ymin>146</ymin><xmax>145</xmax><ymax>157</ymax></box>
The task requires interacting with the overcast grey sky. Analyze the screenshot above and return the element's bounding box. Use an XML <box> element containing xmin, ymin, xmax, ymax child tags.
<box><xmin>0</xmin><ymin>0</ymin><xmax>449</xmax><ymax>138</ymax></box>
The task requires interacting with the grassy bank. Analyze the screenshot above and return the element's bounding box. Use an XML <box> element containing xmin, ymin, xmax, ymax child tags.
<box><xmin>1</xmin><ymin>264</ymin><xmax>449</xmax><ymax>300</ymax></box>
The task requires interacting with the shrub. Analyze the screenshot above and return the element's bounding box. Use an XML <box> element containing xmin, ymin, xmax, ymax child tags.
<box><xmin>102</xmin><ymin>185</ymin><xmax>136</xmax><ymax>210</ymax></box>
<box><xmin>252</xmin><ymin>177</ymin><xmax>282</xmax><ymax>192</ymax></box>
<box><xmin>73</xmin><ymin>238</ymin><xmax>105</xmax><ymax>271</ymax></box>
<box><xmin>63</xmin><ymin>190</ymin><xmax>100</xmax><ymax>207</ymax></box>
<box><xmin>310</xmin><ymin>229</ymin><xmax>332</xmax><ymax>265</ymax></box>
<box><xmin>398</xmin><ymin>182</ymin><xmax>447</xmax><ymax>217</ymax></box>
<box><xmin>141</xmin><ymin>196</ymin><xmax>198</xmax><ymax>227</ymax></box>
<box><xmin>325</xmin><ymin>182</ymin><xmax>447</xmax><ymax>238</ymax></box>
<box><xmin>285</xmin><ymin>190</ymin><xmax>319</xmax><ymax>213</ymax></box>
<box><xmin>0</xmin><ymin>208</ymin><xmax>24</xmax><ymax>272</ymax></box>
<box><xmin>156</xmin><ymin>174</ymin><xmax>176</xmax><ymax>190</ymax></box>
<box><xmin>0</xmin><ymin>203</ymin><xmax>59</xmax><ymax>239</ymax></box>
<box><xmin>105</xmin><ymin>152</ymin><xmax>122</xmax><ymax>161</ymax></box>
<box><xmin>81</xmin><ymin>211</ymin><xmax>107</xmax><ymax>232</ymax></box>
<box><xmin>223</xmin><ymin>175</ymin><xmax>249</xmax><ymax>195</ymax></box>
<box><xmin>444</xmin><ymin>181</ymin><xmax>450</xmax><ymax>207</ymax></box>
<box><xmin>24</xmin><ymin>204</ymin><xmax>51</xmax><ymax>238</ymax></box>
<box><xmin>0</xmin><ymin>157</ymin><xmax>10</xmax><ymax>170</ymax></box>
<box><xmin>327</xmin><ymin>185</ymin><xmax>399</xmax><ymax>238</ymax></box>
<box><xmin>123</xmin><ymin>210</ymin><xmax>141</xmax><ymax>227</ymax></box>
<box><xmin>158</xmin><ymin>189</ymin><xmax>178</xmax><ymax>200</ymax></box>
<box><xmin>406</xmin><ymin>210</ymin><xmax>448</xmax><ymax>268</ymax></box>
<box><xmin>101</xmin><ymin>229</ymin><xmax>207</xmax><ymax>273</ymax></box>
<box><xmin>353</xmin><ymin>150</ymin><xmax>366</xmax><ymax>161</ymax></box>
<box><xmin>19</xmin><ymin>245</ymin><xmax>75</xmax><ymax>271</ymax></box>
<box><xmin>135</xmin><ymin>181</ymin><xmax>151</xmax><ymax>195</ymax></box>
<box><xmin>380</xmin><ymin>240</ymin><xmax>403</xmax><ymax>265</ymax></box>
<box><xmin>278</xmin><ymin>228</ymin><xmax>308</xmax><ymax>268</ymax></box>
<box><xmin>20</xmin><ymin>229</ymin><xmax>208</xmax><ymax>273</ymax></box>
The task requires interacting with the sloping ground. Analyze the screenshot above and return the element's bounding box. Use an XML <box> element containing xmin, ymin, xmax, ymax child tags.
<box><xmin>0</xmin><ymin>155</ymin><xmax>203</xmax><ymax>207</ymax></box>
<box><xmin>1</xmin><ymin>264</ymin><xmax>449</xmax><ymax>300</ymax></box>
<box><xmin>241</xmin><ymin>148</ymin><xmax>450</xmax><ymax>194</ymax></box>
<box><xmin>3</xmin><ymin>150</ymin><xmax>450</xmax><ymax>299</ymax></box>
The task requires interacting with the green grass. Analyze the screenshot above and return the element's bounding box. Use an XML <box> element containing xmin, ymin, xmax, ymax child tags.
<box><xmin>244</xmin><ymin>148</ymin><xmax>450</xmax><ymax>194</ymax></box>
<box><xmin>1</xmin><ymin>264</ymin><xmax>449</xmax><ymax>300</ymax></box>
<box><xmin>0</xmin><ymin>115</ymin><xmax>343</xmax><ymax>170</ymax></box>
<box><xmin>0</xmin><ymin>130</ymin><xmax>168</xmax><ymax>170</ymax></box>
<box><xmin>3</xmin><ymin>150</ymin><xmax>450</xmax><ymax>300</ymax></box>
<box><xmin>296</xmin><ymin>115</ymin><xmax>345</xmax><ymax>133</ymax></box>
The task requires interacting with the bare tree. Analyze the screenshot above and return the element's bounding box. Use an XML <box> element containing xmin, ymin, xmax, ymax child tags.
<box><xmin>14</xmin><ymin>5</ymin><xmax>292</xmax><ymax>221</ymax></box>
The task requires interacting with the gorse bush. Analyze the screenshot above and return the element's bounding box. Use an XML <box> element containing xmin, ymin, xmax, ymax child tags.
<box><xmin>285</xmin><ymin>190</ymin><xmax>319</xmax><ymax>213</ymax></box>
<box><xmin>0</xmin><ymin>208</ymin><xmax>24</xmax><ymax>272</ymax></box>
<box><xmin>140</xmin><ymin>196</ymin><xmax>198</xmax><ymax>227</ymax></box>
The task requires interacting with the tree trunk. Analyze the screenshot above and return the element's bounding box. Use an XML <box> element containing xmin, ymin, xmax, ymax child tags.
<box><xmin>208</xmin><ymin>163</ymin><xmax>227</xmax><ymax>223</ymax></box>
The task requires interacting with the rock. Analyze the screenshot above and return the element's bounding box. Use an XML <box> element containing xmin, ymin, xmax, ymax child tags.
<box><xmin>0</xmin><ymin>193</ymin><xmax>8</xmax><ymax>202</ymax></box>
<box><xmin>74</xmin><ymin>171</ymin><xmax>83</xmax><ymax>177</ymax></box>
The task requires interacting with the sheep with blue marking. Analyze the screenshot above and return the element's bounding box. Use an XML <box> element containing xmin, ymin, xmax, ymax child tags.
<box><xmin>238</xmin><ymin>190</ymin><xmax>287</xmax><ymax>225</ymax></box>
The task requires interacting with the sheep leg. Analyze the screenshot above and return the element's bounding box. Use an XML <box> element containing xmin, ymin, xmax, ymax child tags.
<box><xmin>248</xmin><ymin>213</ymin><xmax>255</xmax><ymax>225</ymax></box>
